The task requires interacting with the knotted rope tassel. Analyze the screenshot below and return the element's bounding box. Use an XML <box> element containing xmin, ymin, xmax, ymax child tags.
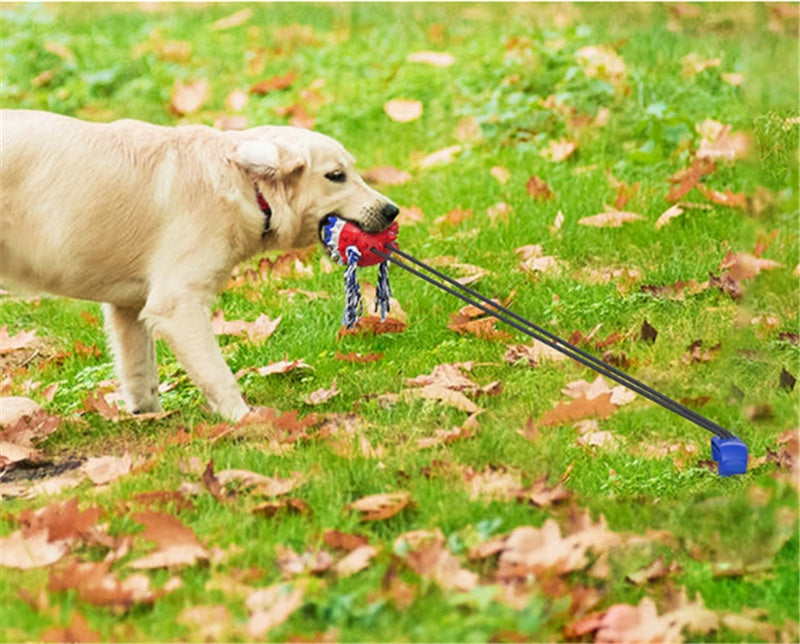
<box><xmin>320</xmin><ymin>215</ymin><xmax>398</xmax><ymax>329</ymax></box>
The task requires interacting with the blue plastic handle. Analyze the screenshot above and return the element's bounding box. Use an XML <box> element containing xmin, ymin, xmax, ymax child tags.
<box><xmin>711</xmin><ymin>436</ymin><xmax>748</xmax><ymax>476</ymax></box>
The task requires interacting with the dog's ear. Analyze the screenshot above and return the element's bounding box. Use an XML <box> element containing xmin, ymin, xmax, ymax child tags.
<box><xmin>228</xmin><ymin>140</ymin><xmax>307</xmax><ymax>180</ymax></box>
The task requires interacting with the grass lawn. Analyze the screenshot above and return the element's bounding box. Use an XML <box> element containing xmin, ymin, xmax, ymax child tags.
<box><xmin>1</xmin><ymin>3</ymin><xmax>798</xmax><ymax>642</ymax></box>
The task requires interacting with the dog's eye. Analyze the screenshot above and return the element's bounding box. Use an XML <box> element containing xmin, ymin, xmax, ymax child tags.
<box><xmin>325</xmin><ymin>170</ymin><xmax>346</xmax><ymax>183</ymax></box>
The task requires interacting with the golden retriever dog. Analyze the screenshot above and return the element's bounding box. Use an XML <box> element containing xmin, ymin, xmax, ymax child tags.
<box><xmin>0</xmin><ymin>109</ymin><xmax>399</xmax><ymax>421</ymax></box>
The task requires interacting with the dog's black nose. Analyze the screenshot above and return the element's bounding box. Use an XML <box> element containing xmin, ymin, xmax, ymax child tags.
<box><xmin>381</xmin><ymin>203</ymin><xmax>400</xmax><ymax>223</ymax></box>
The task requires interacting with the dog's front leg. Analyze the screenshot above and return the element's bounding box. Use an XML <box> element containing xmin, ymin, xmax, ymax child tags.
<box><xmin>103</xmin><ymin>303</ymin><xmax>161</xmax><ymax>414</ymax></box>
<box><xmin>142</xmin><ymin>292</ymin><xmax>250</xmax><ymax>422</ymax></box>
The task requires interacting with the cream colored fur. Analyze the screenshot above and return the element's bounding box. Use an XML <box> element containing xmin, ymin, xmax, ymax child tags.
<box><xmin>0</xmin><ymin>109</ymin><xmax>397</xmax><ymax>420</ymax></box>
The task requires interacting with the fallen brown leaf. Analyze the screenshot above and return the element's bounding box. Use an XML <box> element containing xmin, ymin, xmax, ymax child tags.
<box><xmin>211</xmin><ymin>311</ymin><xmax>281</xmax><ymax>343</ymax></box>
<box><xmin>666</xmin><ymin>158</ymin><xmax>716</xmax><ymax>203</ymax></box>
<box><xmin>246</xmin><ymin>584</ymin><xmax>305</xmax><ymax>639</ymax></box>
<box><xmin>323</xmin><ymin>529</ymin><xmax>370</xmax><ymax>552</ymax></box>
<box><xmin>655</xmin><ymin>204</ymin><xmax>684</xmax><ymax>229</ymax></box>
<box><xmin>362</xmin><ymin>166</ymin><xmax>413</xmax><ymax>186</ymax></box>
<box><xmin>170</xmin><ymin>79</ymin><xmax>209</xmax><ymax>116</ymax></box>
<box><xmin>305</xmin><ymin>379</ymin><xmax>339</xmax><ymax>405</ymax></box>
<box><xmin>48</xmin><ymin>559</ymin><xmax>155</xmax><ymax>608</ymax></box>
<box><xmin>347</xmin><ymin>491</ymin><xmax>412</xmax><ymax>521</ymax></box>
<box><xmin>395</xmin><ymin>529</ymin><xmax>478</xmax><ymax>591</ymax></box>
<box><xmin>579</xmin><ymin>208</ymin><xmax>645</xmax><ymax>228</ymax></box>
<box><xmin>250</xmin><ymin>72</ymin><xmax>297</xmax><ymax>95</ymax></box>
<box><xmin>40</xmin><ymin>612</ymin><xmax>101</xmax><ymax>643</ymax></box>
<box><xmin>419</xmin><ymin>145</ymin><xmax>462</xmax><ymax>169</ymax></box>
<box><xmin>211</xmin><ymin>7</ymin><xmax>253</xmax><ymax>30</ymax></box>
<box><xmin>129</xmin><ymin>511</ymin><xmax>209</xmax><ymax>569</ymax></box>
<box><xmin>0</xmin><ymin>529</ymin><xmax>70</xmax><ymax>569</ymax></box>
<box><xmin>720</xmin><ymin>251</ymin><xmax>782</xmax><ymax>280</ymax></box>
<box><xmin>384</xmin><ymin>98</ymin><xmax>423</xmax><ymax>123</ymax></box>
<box><xmin>540</xmin><ymin>392</ymin><xmax>617</xmax><ymax>427</ymax></box>
<box><xmin>83</xmin><ymin>453</ymin><xmax>132</xmax><ymax>485</ymax></box>
<box><xmin>626</xmin><ymin>556</ymin><xmax>681</xmax><ymax>586</ymax></box>
<box><xmin>333</xmin><ymin>545</ymin><xmax>378</xmax><ymax>577</ymax></box>
<box><xmin>525</xmin><ymin>175</ymin><xmax>555</xmax><ymax>200</ymax></box>
<box><xmin>0</xmin><ymin>326</ymin><xmax>37</xmax><ymax>354</ymax></box>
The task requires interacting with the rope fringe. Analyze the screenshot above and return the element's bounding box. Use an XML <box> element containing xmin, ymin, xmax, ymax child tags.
<box><xmin>343</xmin><ymin>246</ymin><xmax>364</xmax><ymax>329</ymax></box>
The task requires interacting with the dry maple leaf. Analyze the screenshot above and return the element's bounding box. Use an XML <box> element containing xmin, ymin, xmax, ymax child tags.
<box><xmin>81</xmin><ymin>390</ymin><xmax>122</xmax><ymax>421</ymax></box>
<box><xmin>696</xmin><ymin>119</ymin><xmax>750</xmax><ymax>161</ymax></box>
<box><xmin>540</xmin><ymin>392</ymin><xmax>617</xmax><ymax>427</ymax></box>
<box><xmin>720</xmin><ymin>250</ymin><xmax>783</xmax><ymax>281</ymax></box>
<box><xmin>333</xmin><ymin>545</ymin><xmax>378</xmax><ymax>577</ymax></box>
<box><xmin>696</xmin><ymin>184</ymin><xmax>746</xmax><ymax>208</ymax></box>
<box><xmin>447</xmin><ymin>312</ymin><xmax>512</xmax><ymax>342</ymax></box>
<box><xmin>129</xmin><ymin>511</ymin><xmax>209</xmax><ymax>569</ymax></box>
<box><xmin>406</xmin><ymin>384</ymin><xmax>483</xmax><ymax>414</ymax></box>
<box><xmin>251</xmin><ymin>498</ymin><xmax>310</xmax><ymax>518</ymax></box>
<box><xmin>487</xmin><ymin>201</ymin><xmax>512</xmax><ymax>224</ymax></box>
<box><xmin>541</xmin><ymin>138</ymin><xmax>577</xmax><ymax>162</ymax></box>
<box><xmin>82</xmin><ymin>453</ymin><xmax>132</xmax><ymax>485</ymax></box>
<box><xmin>323</xmin><ymin>529</ymin><xmax>370</xmax><ymax>552</ymax></box>
<box><xmin>384</xmin><ymin>98</ymin><xmax>423</xmax><ymax>122</ymax></box>
<box><xmin>40</xmin><ymin>612</ymin><xmax>101</xmax><ymax>644</ymax></box>
<box><xmin>305</xmin><ymin>379</ymin><xmax>339</xmax><ymax>405</ymax></box>
<box><xmin>275</xmin><ymin>545</ymin><xmax>333</xmax><ymax>578</ymax></box>
<box><xmin>490</xmin><ymin>165</ymin><xmax>511</xmax><ymax>184</ymax></box>
<box><xmin>362</xmin><ymin>166</ymin><xmax>413</xmax><ymax>186</ymax></box>
<box><xmin>578</xmin><ymin>208</ymin><xmax>645</xmax><ymax>228</ymax></box>
<box><xmin>523</xmin><ymin>475</ymin><xmax>572</xmax><ymax>508</ymax></box>
<box><xmin>463</xmin><ymin>465</ymin><xmax>521</xmax><ymax>501</ymax></box>
<box><xmin>497</xmin><ymin>512</ymin><xmax>621</xmax><ymax>580</ymax></box>
<box><xmin>0</xmin><ymin>326</ymin><xmax>37</xmax><ymax>354</ymax></box>
<box><xmin>215</xmin><ymin>468</ymin><xmax>303</xmax><ymax>496</ymax></box>
<box><xmin>18</xmin><ymin>497</ymin><xmax>101</xmax><ymax>543</ymax></box>
<box><xmin>337</xmin><ymin>315</ymin><xmax>407</xmax><ymax>338</ymax></box>
<box><xmin>405</xmin><ymin>362</ymin><xmax>479</xmax><ymax>392</ymax></box>
<box><xmin>347</xmin><ymin>491</ymin><xmax>412</xmax><ymax>521</ymax></box>
<box><xmin>395</xmin><ymin>529</ymin><xmax>478</xmax><ymax>592</ymax></box>
<box><xmin>576</xmin><ymin>45</ymin><xmax>627</xmax><ymax>84</ymax></box>
<box><xmin>237</xmin><ymin>358</ymin><xmax>313</xmax><ymax>379</ymax></box>
<box><xmin>526</xmin><ymin>175</ymin><xmax>555</xmax><ymax>200</ymax></box>
<box><xmin>654</xmin><ymin>204</ymin><xmax>684</xmax><ymax>229</ymax></box>
<box><xmin>170</xmin><ymin>79</ymin><xmax>209</xmax><ymax>116</ymax></box>
<box><xmin>246</xmin><ymin>584</ymin><xmax>305</xmax><ymax>639</ymax></box>
<box><xmin>415</xmin><ymin>425</ymin><xmax>473</xmax><ymax>449</ymax></box>
<box><xmin>211</xmin><ymin>7</ymin><xmax>253</xmax><ymax>30</ymax></box>
<box><xmin>0</xmin><ymin>396</ymin><xmax>42</xmax><ymax>428</ymax></box>
<box><xmin>625</xmin><ymin>555</ymin><xmax>681</xmax><ymax>586</ymax></box>
<box><xmin>666</xmin><ymin>157</ymin><xmax>716</xmax><ymax>202</ymax></box>
<box><xmin>177</xmin><ymin>605</ymin><xmax>232</xmax><ymax>642</ymax></box>
<box><xmin>419</xmin><ymin>145</ymin><xmax>462</xmax><ymax>169</ymax></box>
<box><xmin>504</xmin><ymin>341</ymin><xmax>568</xmax><ymax>366</ymax></box>
<box><xmin>681</xmin><ymin>52</ymin><xmax>722</xmax><ymax>77</ymax></box>
<box><xmin>211</xmin><ymin>311</ymin><xmax>281</xmax><ymax>343</ymax></box>
<box><xmin>0</xmin><ymin>529</ymin><xmax>70</xmax><ymax>569</ymax></box>
<box><xmin>434</xmin><ymin>207</ymin><xmax>473</xmax><ymax>227</ymax></box>
<box><xmin>250</xmin><ymin>71</ymin><xmax>297</xmax><ymax>95</ymax></box>
<box><xmin>48</xmin><ymin>559</ymin><xmax>155</xmax><ymax>608</ymax></box>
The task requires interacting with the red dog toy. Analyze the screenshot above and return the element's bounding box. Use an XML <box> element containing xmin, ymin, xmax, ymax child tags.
<box><xmin>320</xmin><ymin>216</ymin><xmax>399</xmax><ymax>328</ymax></box>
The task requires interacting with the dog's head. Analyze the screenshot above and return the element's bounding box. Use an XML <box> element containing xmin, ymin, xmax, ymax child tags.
<box><xmin>228</xmin><ymin>127</ymin><xmax>398</xmax><ymax>248</ymax></box>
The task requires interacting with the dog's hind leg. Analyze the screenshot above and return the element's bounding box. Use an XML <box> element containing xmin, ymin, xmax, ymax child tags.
<box><xmin>103</xmin><ymin>303</ymin><xmax>162</xmax><ymax>414</ymax></box>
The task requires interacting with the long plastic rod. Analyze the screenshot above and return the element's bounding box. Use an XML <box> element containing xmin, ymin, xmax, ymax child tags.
<box><xmin>373</xmin><ymin>245</ymin><xmax>735</xmax><ymax>440</ymax></box>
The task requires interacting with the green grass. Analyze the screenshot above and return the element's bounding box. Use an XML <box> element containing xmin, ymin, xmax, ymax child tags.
<box><xmin>1</xmin><ymin>3</ymin><xmax>798</xmax><ymax>642</ymax></box>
